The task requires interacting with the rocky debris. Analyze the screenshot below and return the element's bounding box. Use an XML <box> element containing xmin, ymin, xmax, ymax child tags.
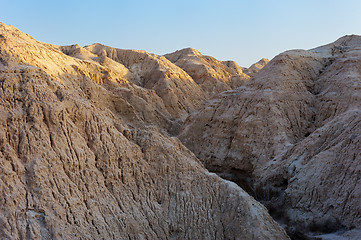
<box><xmin>179</xmin><ymin>35</ymin><xmax>361</xmax><ymax>237</ymax></box>
<box><xmin>164</xmin><ymin>48</ymin><xmax>251</xmax><ymax>96</ymax></box>
<box><xmin>0</xmin><ymin>22</ymin><xmax>289</xmax><ymax>239</ymax></box>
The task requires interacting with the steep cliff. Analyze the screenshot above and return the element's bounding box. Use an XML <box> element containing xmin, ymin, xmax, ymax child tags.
<box><xmin>179</xmin><ymin>35</ymin><xmax>361</xmax><ymax>238</ymax></box>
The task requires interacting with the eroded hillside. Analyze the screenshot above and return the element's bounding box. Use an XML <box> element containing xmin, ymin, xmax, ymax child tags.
<box><xmin>0</xmin><ymin>23</ymin><xmax>288</xmax><ymax>239</ymax></box>
<box><xmin>179</xmin><ymin>35</ymin><xmax>361</xmax><ymax>238</ymax></box>
<box><xmin>3</xmin><ymin>21</ymin><xmax>359</xmax><ymax>240</ymax></box>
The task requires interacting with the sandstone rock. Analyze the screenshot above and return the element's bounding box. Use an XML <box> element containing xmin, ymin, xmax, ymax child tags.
<box><xmin>0</xmin><ymin>23</ymin><xmax>188</xmax><ymax>135</ymax></box>
<box><xmin>221</xmin><ymin>60</ymin><xmax>251</xmax><ymax>88</ymax></box>
<box><xmin>179</xmin><ymin>49</ymin><xmax>326</xmax><ymax>187</ymax></box>
<box><xmin>164</xmin><ymin>48</ymin><xmax>250</xmax><ymax>96</ymax></box>
<box><xmin>244</xmin><ymin>58</ymin><xmax>269</xmax><ymax>77</ymax></box>
<box><xmin>179</xmin><ymin>35</ymin><xmax>361</xmax><ymax>237</ymax></box>
<box><xmin>83</xmin><ymin>44</ymin><xmax>207</xmax><ymax>121</ymax></box>
<box><xmin>0</xmin><ymin>22</ymin><xmax>289</xmax><ymax>239</ymax></box>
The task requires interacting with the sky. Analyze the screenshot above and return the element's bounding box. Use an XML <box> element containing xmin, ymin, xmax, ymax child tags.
<box><xmin>1</xmin><ymin>0</ymin><xmax>361</xmax><ymax>67</ymax></box>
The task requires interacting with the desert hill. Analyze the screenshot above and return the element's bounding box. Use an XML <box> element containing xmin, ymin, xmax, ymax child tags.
<box><xmin>243</xmin><ymin>58</ymin><xmax>269</xmax><ymax>77</ymax></box>
<box><xmin>58</xmin><ymin>43</ymin><xmax>266</xmax><ymax>135</ymax></box>
<box><xmin>164</xmin><ymin>48</ymin><xmax>254</xmax><ymax>95</ymax></box>
<box><xmin>179</xmin><ymin>34</ymin><xmax>361</xmax><ymax>238</ymax></box>
<box><xmin>0</xmin><ymin>23</ymin><xmax>288</xmax><ymax>239</ymax></box>
<box><xmin>1</xmin><ymin>21</ymin><xmax>360</xmax><ymax>240</ymax></box>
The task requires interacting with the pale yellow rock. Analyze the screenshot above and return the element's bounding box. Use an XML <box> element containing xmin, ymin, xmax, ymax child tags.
<box><xmin>0</xmin><ymin>22</ymin><xmax>289</xmax><ymax>240</ymax></box>
<box><xmin>179</xmin><ymin>35</ymin><xmax>361</xmax><ymax>238</ymax></box>
<box><xmin>244</xmin><ymin>58</ymin><xmax>269</xmax><ymax>77</ymax></box>
<box><xmin>84</xmin><ymin>44</ymin><xmax>207</xmax><ymax>121</ymax></box>
<box><xmin>164</xmin><ymin>48</ymin><xmax>251</xmax><ymax>96</ymax></box>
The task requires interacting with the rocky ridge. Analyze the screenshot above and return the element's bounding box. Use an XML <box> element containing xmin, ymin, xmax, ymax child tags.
<box><xmin>58</xmin><ymin>44</ymin><xmax>267</xmax><ymax>134</ymax></box>
<box><xmin>164</xmin><ymin>48</ymin><xmax>259</xmax><ymax>96</ymax></box>
<box><xmin>244</xmin><ymin>58</ymin><xmax>269</xmax><ymax>77</ymax></box>
<box><xmin>179</xmin><ymin>35</ymin><xmax>361</xmax><ymax>238</ymax></box>
<box><xmin>82</xmin><ymin>44</ymin><xmax>208</xmax><ymax>121</ymax></box>
<box><xmin>0</xmin><ymin>23</ymin><xmax>288</xmax><ymax>239</ymax></box>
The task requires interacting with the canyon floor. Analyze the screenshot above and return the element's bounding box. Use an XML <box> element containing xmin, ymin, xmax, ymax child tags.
<box><xmin>0</xmin><ymin>23</ymin><xmax>360</xmax><ymax>239</ymax></box>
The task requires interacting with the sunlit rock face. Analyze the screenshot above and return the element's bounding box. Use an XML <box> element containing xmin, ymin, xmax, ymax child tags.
<box><xmin>179</xmin><ymin>35</ymin><xmax>361</xmax><ymax>238</ymax></box>
<box><xmin>0</xmin><ymin>22</ymin><xmax>289</xmax><ymax>240</ymax></box>
<box><xmin>243</xmin><ymin>58</ymin><xmax>269</xmax><ymax>77</ymax></box>
<box><xmin>164</xmin><ymin>48</ymin><xmax>253</xmax><ymax>95</ymax></box>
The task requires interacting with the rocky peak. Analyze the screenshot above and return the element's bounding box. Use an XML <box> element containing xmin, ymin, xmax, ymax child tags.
<box><xmin>83</xmin><ymin>43</ymin><xmax>207</xmax><ymax>121</ymax></box>
<box><xmin>243</xmin><ymin>58</ymin><xmax>269</xmax><ymax>77</ymax></box>
<box><xmin>164</xmin><ymin>47</ymin><xmax>251</xmax><ymax>95</ymax></box>
<box><xmin>222</xmin><ymin>60</ymin><xmax>243</xmax><ymax>70</ymax></box>
<box><xmin>332</xmin><ymin>34</ymin><xmax>361</xmax><ymax>47</ymax></box>
<box><xmin>170</xmin><ymin>47</ymin><xmax>202</xmax><ymax>58</ymax></box>
<box><xmin>59</xmin><ymin>44</ymin><xmax>99</xmax><ymax>62</ymax></box>
<box><xmin>310</xmin><ymin>34</ymin><xmax>361</xmax><ymax>58</ymax></box>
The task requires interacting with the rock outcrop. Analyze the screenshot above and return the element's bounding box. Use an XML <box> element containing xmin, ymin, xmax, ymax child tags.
<box><xmin>244</xmin><ymin>58</ymin><xmax>269</xmax><ymax>77</ymax></box>
<box><xmin>0</xmin><ymin>23</ymin><xmax>289</xmax><ymax>239</ymax></box>
<box><xmin>164</xmin><ymin>48</ymin><xmax>251</xmax><ymax>96</ymax></box>
<box><xmin>82</xmin><ymin>44</ymin><xmax>207</xmax><ymax>121</ymax></box>
<box><xmin>179</xmin><ymin>35</ymin><xmax>361</xmax><ymax>238</ymax></box>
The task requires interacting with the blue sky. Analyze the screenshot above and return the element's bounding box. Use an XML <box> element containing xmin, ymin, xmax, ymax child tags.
<box><xmin>1</xmin><ymin>0</ymin><xmax>361</xmax><ymax>67</ymax></box>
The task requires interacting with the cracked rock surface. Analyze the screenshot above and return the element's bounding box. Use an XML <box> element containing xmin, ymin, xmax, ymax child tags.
<box><xmin>179</xmin><ymin>35</ymin><xmax>361</xmax><ymax>238</ymax></box>
<box><xmin>164</xmin><ymin>48</ymin><xmax>253</xmax><ymax>95</ymax></box>
<box><xmin>0</xmin><ymin>23</ymin><xmax>288</xmax><ymax>239</ymax></box>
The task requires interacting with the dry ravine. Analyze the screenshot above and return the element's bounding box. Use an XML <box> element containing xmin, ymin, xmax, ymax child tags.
<box><xmin>179</xmin><ymin>35</ymin><xmax>361</xmax><ymax>239</ymax></box>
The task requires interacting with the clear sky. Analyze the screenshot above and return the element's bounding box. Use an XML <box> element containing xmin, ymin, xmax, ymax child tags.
<box><xmin>1</xmin><ymin>0</ymin><xmax>361</xmax><ymax>67</ymax></box>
